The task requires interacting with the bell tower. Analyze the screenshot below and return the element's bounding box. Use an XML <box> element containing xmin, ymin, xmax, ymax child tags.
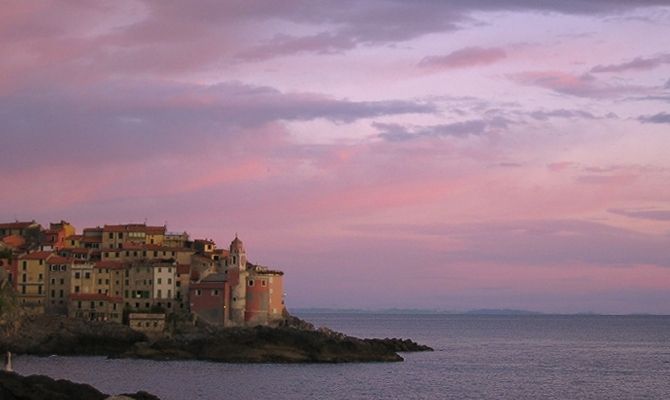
<box><xmin>228</xmin><ymin>234</ymin><xmax>248</xmax><ymax>325</ymax></box>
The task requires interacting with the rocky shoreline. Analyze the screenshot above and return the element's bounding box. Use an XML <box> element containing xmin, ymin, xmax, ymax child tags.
<box><xmin>0</xmin><ymin>371</ymin><xmax>160</xmax><ymax>400</ymax></box>
<box><xmin>0</xmin><ymin>314</ymin><xmax>432</xmax><ymax>363</ymax></box>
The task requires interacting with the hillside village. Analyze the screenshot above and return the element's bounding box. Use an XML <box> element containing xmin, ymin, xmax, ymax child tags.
<box><xmin>0</xmin><ymin>220</ymin><xmax>285</xmax><ymax>334</ymax></box>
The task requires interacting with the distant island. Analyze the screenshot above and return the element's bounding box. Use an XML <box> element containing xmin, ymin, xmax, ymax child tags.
<box><xmin>0</xmin><ymin>219</ymin><xmax>431</xmax><ymax>365</ymax></box>
<box><xmin>294</xmin><ymin>307</ymin><xmax>545</xmax><ymax>315</ymax></box>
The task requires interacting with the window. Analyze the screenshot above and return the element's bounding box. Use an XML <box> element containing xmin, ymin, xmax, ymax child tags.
<box><xmin>248</xmin><ymin>280</ymin><xmax>254</xmax><ymax>287</ymax></box>
<box><xmin>75</xmin><ymin>286</ymin><xmax>80</xmax><ymax>293</ymax></box>
<box><xmin>60</xmin><ymin>265</ymin><xmax>66</xmax><ymax>271</ymax></box>
<box><xmin>158</xmin><ymin>268</ymin><xmax>162</xmax><ymax>273</ymax></box>
<box><xmin>51</xmin><ymin>278</ymin><xmax>56</xmax><ymax>285</ymax></box>
<box><xmin>59</xmin><ymin>289</ymin><xmax>63</xmax><ymax>298</ymax></box>
<box><xmin>22</xmin><ymin>274</ymin><xmax>26</xmax><ymax>282</ymax></box>
<box><xmin>108</xmin><ymin>233</ymin><xmax>113</xmax><ymax>239</ymax></box>
<box><xmin>157</xmin><ymin>289</ymin><xmax>162</xmax><ymax>298</ymax></box>
<box><xmin>51</xmin><ymin>289</ymin><xmax>55</xmax><ymax>297</ymax></box>
<box><xmin>195</xmin><ymin>289</ymin><xmax>201</xmax><ymax>296</ymax></box>
<box><xmin>212</xmin><ymin>289</ymin><xmax>219</xmax><ymax>296</ymax></box>
<box><xmin>118</xmin><ymin>233</ymin><xmax>123</xmax><ymax>239</ymax></box>
<box><xmin>90</xmin><ymin>301</ymin><xmax>95</xmax><ymax>309</ymax></box>
<box><xmin>75</xmin><ymin>272</ymin><xmax>81</xmax><ymax>279</ymax></box>
<box><xmin>98</xmin><ymin>279</ymin><xmax>102</xmax><ymax>285</ymax></box>
<box><xmin>167</xmin><ymin>278</ymin><xmax>172</xmax><ymax>284</ymax></box>
<box><xmin>261</xmin><ymin>280</ymin><xmax>267</xmax><ymax>287</ymax></box>
<box><xmin>157</xmin><ymin>278</ymin><xmax>162</xmax><ymax>284</ymax></box>
<box><xmin>78</xmin><ymin>301</ymin><xmax>82</xmax><ymax>309</ymax></box>
<box><xmin>85</xmin><ymin>272</ymin><xmax>90</xmax><ymax>279</ymax></box>
<box><xmin>167</xmin><ymin>290</ymin><xmax>172</xmax><ymax>298</ymax></box>
<box><xmin>38</xmin><ymin>285</ymin><xmax>42</xmax><ymax>294</ymax></box>
<box><xmin>21</xmin><ymin>286</ymin><xmax>26</xmax><ymax>294</ymax></box>
<box><xmin>60</xmin><ymin>278</ymin><xmax>64</xmax><ymax>285</ymax></box>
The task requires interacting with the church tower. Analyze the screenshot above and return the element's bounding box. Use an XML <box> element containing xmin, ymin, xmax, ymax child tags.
<box><xmin>228</xmin><ymin>235</ymin><xmax>248</xmax><ymax>325</ymax></box>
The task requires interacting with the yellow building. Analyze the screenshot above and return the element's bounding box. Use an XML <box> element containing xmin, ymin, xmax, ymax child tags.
<box><xmin>16</xmin><ymin>251</ymin><xmax>53</xmax><ymax>310</ymax></box>
<box><xmin>101</xmin><ymin>224</ymin><xmax>166</xmax><ymax>249</ymax></box>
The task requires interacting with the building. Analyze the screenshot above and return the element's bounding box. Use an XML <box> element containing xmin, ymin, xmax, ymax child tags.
<box><xmin>42</xmin><ymin>221</ymin><xmax>76</xmax><ymax>251</ymax></box>
<box><xmin>1</xmin><ymin>219</ymin><xmax>287</xmax><ymax>329</ymax></box>
<box><xmin>68</xmin><ymin>293</ymin><xmax>123</xmax><ymax>323</ymax></box>
<box><xmin>16</xmin><ymin>251</ymin><xmax>53</xmax><ymax>310</ymax></box>
<box><xmin>190</xmin><ymin>236</ymin><xmax>285</xmax><ymax>327</ymax></box>
<box><xmin>189</xmin><ymin>274</ymin><xmax>229</xmax><ymax>325</ymax></box>
<box><xmin>128</xmin><ymin>313</ymin><xmax>166</xmax><ymax>335</ymax></box>
<box><xmin>45</xmin><ymin>255</ymin><xmax>72</xmax><ymax>315</ymax></box>
<box><xmin>102</xmin><ymin>224</ymin><xmax>166</xmax><ymax>249</ymax></box>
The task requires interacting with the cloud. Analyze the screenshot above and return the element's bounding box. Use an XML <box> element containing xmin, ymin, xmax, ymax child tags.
<box><xmin>418</xmin><ymin>47</ymin><xmax>506</xmax><ymax>69</ymax></box>
<box><xmin>638</xmin><ymin>112</ymin><xmax>670</xmax><ymax>124</ymax></box>
<box><xmin>609</xmin><ymin>208</ymin><xmax>670</xmax><ymax>221</ymax></box>
<box><xmin>528</xmin><ymin>109</ymin><xmax>597</xmax><ymax>120</ymax></box>
<box><xmin>353</xmin><ymin>219</ymin><xmax>670</xmax><ymax>268</ymax></box>
<box><xmin>0</xmin><ymin>80</ymin><xmax>435</xmax><ymax>172</ymax></box>
<box><xmin>511</xmin><ymin>71</ymin><xmax>645</xmax><ymax>98</ymax></box>
<box><xmin>374</xmin><ymin>118</ymin><xmax>508</xmax><ymax>141</ymax></box>
<box><xmin>591</xmin><ymin>54</ymin><xmax>670</xmax><ymax>73</ymax></box>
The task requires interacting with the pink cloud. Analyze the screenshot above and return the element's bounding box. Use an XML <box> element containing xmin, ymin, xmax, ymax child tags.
<box><xmin>418</xmin><ymin>47</ymin><xmax>506</xmax><ymax>70</ymax></box>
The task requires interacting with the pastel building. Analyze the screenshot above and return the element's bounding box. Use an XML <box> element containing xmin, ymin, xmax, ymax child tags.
<box><xmin>16</xmin><ymin>251</ymin><xmax>52</xmax><ymax>310</ymax></box>
<box><xmin>190</xmin><ymin>236</ymin><xmax>285</xmax><ymax>327</ymax></box>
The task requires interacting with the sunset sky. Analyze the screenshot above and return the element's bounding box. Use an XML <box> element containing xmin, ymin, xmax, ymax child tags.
<box><xmin>3</xmin><ymin>1</ymin><xmax>670</xmax><ymax>313</ymax></box>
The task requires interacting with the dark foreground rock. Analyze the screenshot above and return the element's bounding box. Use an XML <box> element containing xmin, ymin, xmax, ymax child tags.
<box><xmin>0</xmin><ymin>313</ymin><xmax>431</xmax><ymax>363</ymax></box>
<box><xmin>0</xmin><ymin>371</ymin><xmax>159</xmax><ymax>400</ymax></box>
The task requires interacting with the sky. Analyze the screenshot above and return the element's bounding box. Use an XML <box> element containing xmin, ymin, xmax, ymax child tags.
<box><xmin>2</xmin><ymin>1</ymin><xmax>670</xmax><ymax>314</ymax></box>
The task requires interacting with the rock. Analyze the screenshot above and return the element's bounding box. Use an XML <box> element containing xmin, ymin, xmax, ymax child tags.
<box><xmin>0</xmin><ymin>315</ymin><xmax>146</xmax><ymax>356</ymax></box>
<box><xmin>363</xmin><ymin>337</ymin><xmax>433</xmax><ymax>352</ymax></box>
<box><xmin>0</xmin><ymin>371</ymin><xmax>160</xmax><ymax>400</ymax></box>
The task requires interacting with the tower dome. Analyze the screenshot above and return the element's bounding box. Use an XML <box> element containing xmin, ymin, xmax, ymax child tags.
<box><xmin>230</xmin><ymin>235</ymin><xmax>245</xmax><ymax>253</ymax></box>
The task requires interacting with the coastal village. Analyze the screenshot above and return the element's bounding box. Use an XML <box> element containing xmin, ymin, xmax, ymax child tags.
<box><xmin>0</xmin><ymin>220</ymin><xmax>285</xmax><ymax>334</ymax></box>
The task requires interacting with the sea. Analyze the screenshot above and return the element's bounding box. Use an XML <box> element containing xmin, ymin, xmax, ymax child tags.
<box><xmin>12</xmin><ymin>313</ymin><xmax>670</xmax><ymax>399</ymax></box>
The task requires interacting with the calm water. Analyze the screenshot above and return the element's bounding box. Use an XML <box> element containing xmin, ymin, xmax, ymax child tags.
<box><xmin>13</xmin><ymin>314</ymin><xmax>670</xmax><ymax>399</ymax></box>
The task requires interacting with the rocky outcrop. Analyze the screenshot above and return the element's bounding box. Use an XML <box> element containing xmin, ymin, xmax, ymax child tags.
<box><xmin>0</xmin><ymin>371</ymin><xmax>160</xmax><ymax>400</ymax></box>
<box><xmin>0</xmin><ymin>315</ymin><xmax>146</xmax><ymax>356</ymax></box>
<box><xmin>124</xmin><ymin>325</ymin><xmax>406</xmax><ymax>363</ymax></box>
<box><xmin>0</xmin><ymin>294</ymin><xmax>432</xmax><ymax>363</ymax></box>
<box><xmin>363</xmin><ymin>337</ymin><xmax>433</xmax><ymax>352</ymax></box>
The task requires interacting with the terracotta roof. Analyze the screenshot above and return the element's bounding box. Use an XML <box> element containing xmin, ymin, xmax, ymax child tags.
<box><xmin>47</xmin><ymin>256</ymin><xmax>71</xmax><ymax>264</ymax></box>
<box><xmin>69</xmin><ymin>293</ymin><xmax>123</xmax><ymax>302</ymax></box>
<box><xmin>0</xmin><ymin>221</ymin><xmax>37</xmax><ymax>230</ymax></box>
<box><xmin>61</xmin><ymin>248</ymin><xmax>90</xmax><ymax>254</ymax></box>
<box><xmin>94</xmin><ymin>261</ymin><xmax>127</xmax><ymax>270</ymax></box>
<box><xmin>65</xmin><ymin>235</ymin><xmax>84</xmax><ymax>241</ymax></box>
<box><xmin>1</xmin><ymin>235</ymin><xmax>25</xmax><ymax>248</ymax></box>
<box><xmin>103</xmin><ymin>224</ymin><xmax>166</xmax><ymax>234</ymax></box>
<box><xmin>19</xmin><ymin>251</ymin><xmax>53</xmax><ymax>260</ymax></box>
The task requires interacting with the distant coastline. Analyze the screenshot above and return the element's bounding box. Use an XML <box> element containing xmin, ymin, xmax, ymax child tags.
<box><xmin>292</xmin><ymin>308</ymin><xmax>668</xmax><ymax>316</ymax></box>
